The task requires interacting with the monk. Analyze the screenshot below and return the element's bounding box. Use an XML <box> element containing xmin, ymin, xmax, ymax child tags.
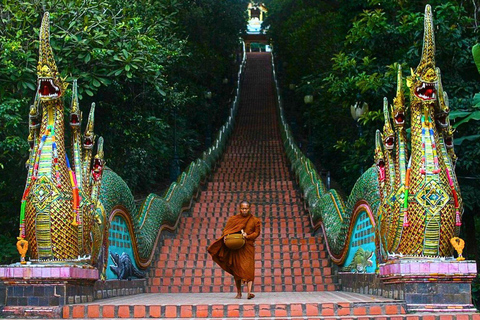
<box><xmin>208</xmin><ymin>200</ymin><xmax>261</xmax><ymax>299</ymax></box>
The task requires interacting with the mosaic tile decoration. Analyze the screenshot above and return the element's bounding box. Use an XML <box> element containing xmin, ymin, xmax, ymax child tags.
<box><xmin>343</xmin><ymin>210</ymin><xmax>376</xmax><ymax>273</ymax></box>
<box><xmin>106</xmin><ymin>215</ymin><xmax>138</xmax><ymax>280</ymax></box>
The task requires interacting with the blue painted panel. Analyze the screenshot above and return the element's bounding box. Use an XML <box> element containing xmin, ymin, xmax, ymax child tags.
<box><xmin>106</xmin><ymin>215</ymin><xmax>139</xmax><ymax>280</ymax></box>
<box><xmin>342</xmin><ymin>210</ymin><xmax>376</xmax><ymax>273</ymax></box>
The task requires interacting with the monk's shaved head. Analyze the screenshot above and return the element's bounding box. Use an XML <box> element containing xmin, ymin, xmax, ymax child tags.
<box><xmin>240</xmin><ymin>200</ymin><xmax>250</xmax><ymax>207</ymax></box>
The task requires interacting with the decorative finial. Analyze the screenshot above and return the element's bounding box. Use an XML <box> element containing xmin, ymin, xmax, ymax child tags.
<box><xmin>450</xmin><ymin>237</ymin><xmax>465</xmax><ymax>261</ymax></box>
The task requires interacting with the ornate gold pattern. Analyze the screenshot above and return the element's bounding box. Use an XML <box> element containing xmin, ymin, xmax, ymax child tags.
<box><xmin>20</xmin><ymin>13</ymin><xmax>105</xmax><ymax>263</ymax></box>
<box><xmin>376</xmin><ymin>5</ymin><xmax>462</xmax><ymax>258</ymax></box>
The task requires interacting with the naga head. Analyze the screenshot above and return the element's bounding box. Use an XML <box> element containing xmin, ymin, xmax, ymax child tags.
<box><xmin>392</xmin><ymin>65</ymin><xmax>406</xmax><ymax>126</ymax></box>
<box><xmin>382</xmin><ymin>98</ymin><xmax>395</xmax><ymax>150</ymax></box>
<box><xmin>70</xmin><ymin>80</ymin><xmax>82</xmax><ymax>127</ymax></box>
<box><xmin>92</xmin><ymin>137</ymin><xmax>105</xmax><ymax>182</ymax></box>
<box><xmin>83</xmin><ymin>103</ymin><xmax>95</xmax><ymax>149</ymax></box>
<box><xmin>37</xmin><ymin>13</ymin><xmax>65</xmax><ymax>101</ymax></box>
<box><xmin>27</xmin><ymin>93</ymin><xmax>41</xmax><ymax>149</ymax></box>
<box><xmin>407</xmin><ymin>5</ymin><xmax>437</xmax><ymax>103</ymax></box>
<box><xmin>435</xmin><ymin>68</ymin><xmax>450</xmax><ymax>129</ymax></box>
<box><xmin>375</xmin><ymin>130</ymin><xmax>386</xmax><ymax>182</ymax></box>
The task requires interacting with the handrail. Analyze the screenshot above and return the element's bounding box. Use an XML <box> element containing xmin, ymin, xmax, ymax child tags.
<box><xmin>270</xmin><ymin>53</ymin><xmax>380</xmax><ymax>265</ymax></box>
<box><xmin>102</xmin><ymin>42</ymin><xmax>248</xmax><ymax>272</ymax></box>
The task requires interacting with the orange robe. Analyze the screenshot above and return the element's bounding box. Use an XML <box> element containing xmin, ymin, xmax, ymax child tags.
<box><xmin>208</xmin><ymin>213</ymin><xmax>261</xmax><ymax>281</ymax></box>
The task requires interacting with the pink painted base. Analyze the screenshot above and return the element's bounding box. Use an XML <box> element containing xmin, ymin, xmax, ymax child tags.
<box><xmin>0</xmin><ymin>264</ymin><xmax>99</xmax><ymax>280</ymax></box>
<box><xmin>379</xmin><ymin>259</ymin><xmax>477</xmax><ymax>312</ymax></box>
<box><xmin>379</xmin><ymin>259</ymin><xmax>477</xmax><ymax>278</ymax></box>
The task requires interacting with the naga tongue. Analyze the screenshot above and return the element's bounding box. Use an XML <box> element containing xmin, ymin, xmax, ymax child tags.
<box><xmin>42</xmin><ymin>84</ymin><xmax>49</xmax><ymax>95</ymax></box>
<box><xmin>424</xmin><ymin>87</ymin><xmax>434</xmax><ymax>97</ymax></box>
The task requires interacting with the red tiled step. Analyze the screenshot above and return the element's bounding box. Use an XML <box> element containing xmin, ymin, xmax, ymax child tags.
<box><xmin>191</xmin><ymin>202</ymin><xmax>304</xmax><ymax>212</ymax></box>
<box><xmin>149</xmin><ymin>283</ymin><xmax>339</xmax><ymax>294</ymax></box>
<box><xmin>178</xmin><ymin>216</ymin><xmax>310</xmax><ymax>231</ymax></box>
<box><xmin>160</xmin><ymin>237</ymin><xmax>322</xmax><ymax>247</ymax></box>
<box><xmin>62</xmin><ymin>292</ymin><xmax>411</xmax><ymax>319</ymax></box>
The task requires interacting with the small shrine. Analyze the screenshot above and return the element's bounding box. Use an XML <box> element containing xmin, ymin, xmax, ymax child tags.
<box><xmin>244</xmin><ymin>2</ymin><xmax>269</xmax><ymax>52</ymax></box>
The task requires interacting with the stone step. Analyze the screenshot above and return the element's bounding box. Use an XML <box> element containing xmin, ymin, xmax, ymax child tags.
<box><xmin>61</xmin><ymin>292</ymin><xmax>410</xmax><ymax>319</ymax></box>
<box><xmin>154</xmin><ymin>250</ymin><xmax>328</xmax><ymax>262</ymax></box>
<box><xmin>179</xmin><ymin>215</ymin><xmax>310</xmax><ymax>222</ymax></box>
<box><xmin>148</xmin><ymin>283</ymin><xmax>339</xmax><ymax>293</ymax></box>
<box><xmin>150</xmin><ymin>263</ymin><xmax>333</xmax><ymax>278</ymax></box>
<box><xmin>205</xmin><ymin>183</ymin><xmax>296</xmax><ymax>191</ymax></box>
<box><xmin>148</xmin><ymin>275</ymin><xmax>337</xmax><ymax>288</ymax></box>
<box><xmin>191</xmin><ymin>203</ymin><xmax>304</xmax><ymax>211</ymax></box>
<box><xmin>152</xmin><ymin>257</ymin><xmax>331</xmax><ymax>269</ymax></box>
<box><xmin>174</xmin><ymin>226</ymin><xmax>313</xmax><ymax>236</ymax></box>
<box><xmin>161</xmin><ymin>237</ymin><xmax>322</xmax><ymax>247</ymax></box>
<box><xmin>164</xmin><ymin>233</ymin><xmax>316</xmax><ymax>240</ymax></box>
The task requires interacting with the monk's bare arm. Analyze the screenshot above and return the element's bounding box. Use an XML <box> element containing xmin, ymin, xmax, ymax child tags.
<box><xmin>246</xmin><ymin>218</ymin><xmax>261</xmax><ymax>240</ymax></box>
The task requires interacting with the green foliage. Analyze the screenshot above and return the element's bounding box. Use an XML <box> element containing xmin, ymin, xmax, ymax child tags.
<box><xmin>0</xmin><ymin>234</ymin><xmax>18</xmax><ymax>265</ymax></box>
<box><xmin>473</xmin><ymin>44</ymin><xmax>480</xmax><ymax>74</ymax></box>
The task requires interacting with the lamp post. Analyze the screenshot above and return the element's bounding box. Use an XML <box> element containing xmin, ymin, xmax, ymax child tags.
<box><xmin>205</xmin><ymin>90</ymin><xmax>212</xmax><ymax>148</ymax></box>
<box><xmin>304</xmin><ymin>94</ymin><xmax>314</xmax><ymax>160</ymax></box>
<box><xmin>350</xmin><ymin>101</ymin><xmax>369</xmax><ymax>174</ymax></box>
<box><xmin>170</xmin><ymin>103</ymin><xmax>181</xmax><ymax>182</ymax></box>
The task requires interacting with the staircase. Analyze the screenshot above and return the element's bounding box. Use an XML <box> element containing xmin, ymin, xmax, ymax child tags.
<box><xmin>62</xmin><ymin>53</ymin><xmax>479</xmax><ymax>319</ymax></box>
<box><xmin>149</xmin><ymin>53</ymin><xmax>337</xmax><ymax>294</ymax></box>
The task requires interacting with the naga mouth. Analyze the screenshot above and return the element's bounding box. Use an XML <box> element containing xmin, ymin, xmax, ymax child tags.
<box><xmin>394</xmin><ymin>112</ymin><xmax>405</xmax><ymax>125</ymax></box>
<box><xmin>84</xmin><ymin>135</ymin><xmax>94</xmax><ymax>149</ymax></box>
<box><xmin>70</xmin><ymin>114</ymin><xmax>80</xmax><ymax>126</ymax></box>
<box><xmin>415</xmin><ymin>82</ymin><xmax>436</xmax><ymax>100</ymax></box>
<box><xmin>92</xmin><ymin>158</ymin><xmax>104</xmax><ymax>181</ymax></box>
<box><xmin>29</xmin><ymin>116</ymin><xmax>40</xmax><ymax>129</ymax></box>
<box><xmin>38</xmin><ymin>78</ymin><xmax>61</xmax><ymax>99</ymax></box>
<box><xmin>384</xmin><ymin>136</ymin><xmax>395</xmax><ymax>149</ymax></box>
<box><xmin>436</xmin><ymin>113</ymin><xmax>448</xmax><ymax>128</ymax></box>
<box><xmin>377</xmin><ymin>159</ymin><xmax>385</xmax><ymax>168</ymax></box>
<box><xmin>445</xmin><ymin>136</ymin><xmax>454</xmax><ymax>148</ymax></box>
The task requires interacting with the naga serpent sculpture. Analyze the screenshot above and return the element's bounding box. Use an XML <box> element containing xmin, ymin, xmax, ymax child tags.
<box><xmin>20</xmin><ymin>12</ymin><xmax>104</xmax><ymax>263</ymax></box>
<box><xmin>18</xmin><ymin>12</ymin><xmax>234</xmax><ymax>278</ymax></box>
<box><xmin>279</xmin><ymin>5</ymin><xmax>462</xmax><ymax>266</ymax></box>
<box><xmin>375</xmin><ymin>4</ymin><xmax>461</xmax><ymax>258</ymax></box>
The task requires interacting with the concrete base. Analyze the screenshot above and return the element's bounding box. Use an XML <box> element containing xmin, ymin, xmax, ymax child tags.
<box><xmin>0</xmin><ymin>264</ymin><xmax>99</xmax><ymax>306</ymax></box>
<box><xmin>0</xmin><ymin>263</ymin><xmax>147</xmax><ymax>318</ymax></box>
<box><xmin>94</xmin><ymin>278</ymin><xmax>146</xmax><ymax>300</ymax></box>
<box><xmin>0</xmin><ymin>264</ymin><xmax>99</xmax><ymax>318</ymax></box>
<box><xmin>380</xmin><ymin>258</ymin><xmax>477</xmax><ymax>312</ymax></box>
<box><xmin>339</xmin><ymin>259</ymin><xmax>477</xmax><ymax>312</ymax></box>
